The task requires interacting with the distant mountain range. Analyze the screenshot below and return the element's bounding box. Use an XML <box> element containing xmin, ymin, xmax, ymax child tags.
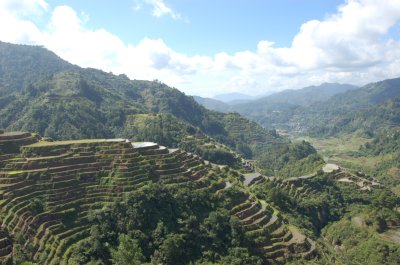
<box><xmin>195</xmin><ymin>79</ymin><xmax>400</xmax><ymax>136</ymax></box>
<box><xmin>212</xmin><ymin>92</ymin><xmax>254</xmax><ymax>103</ymax></box>
<box><xmin>194</xmin><ymin>83</ymin><xmax>359</xmax><ymax>113</ymax></box>
<box><xmin>191</xmin><ymin>96</ymin><xmax>230</xmax><ymax>112</ymax></box>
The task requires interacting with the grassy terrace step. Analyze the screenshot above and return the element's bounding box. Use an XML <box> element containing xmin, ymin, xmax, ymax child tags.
<box><xmin>32</xmin><ymin>223</ymin><xmax>63</xmax><ymax>258</ymax></box>
<box><xmin>6</xmin><ymin>154</ymin><xmax>94</xmax><ymax>170</ymax></box>
<box><xmin>0</xmin><ymin>135</ymin><xmax>314</xmax><ymax>263</ymax></box>
<box><xmin>33</xmin><ymin>221</ymin><xmax>59</xmax><ymax>241</ymax></box>
<box><xmin>0</xmin><ymin>230</ymin><xmax>12</xmax><ymax>258</ymax></box>
<box><xmin>49</xmin><ymin>228</ymin><xmax>91</xmax><ymax>265</ymax></box>
<box><xmin>271</xmin><ymin>226</ymin><xmax>289</xmax><ymax>239</ymax></box>
<box><xmin>245</xmin><ymin>215</ymin><xmax>281</xmax><ymax>240</ymax></box>
<box><xmin>15</xmin><ymin>212</ymin><xmax>33</xmax><ymax>233</ymax></box>
<box><xmin>155</xmin><ymin>165</ymin><xmax>188</xmax><ymax>175</ymax></box>
<box><xmin>231</xmin><ymin>201</ymin><xmax>253</xmax><ymax>215</ymax></box>
<box><xmin>0</xmin><ymin>132</ymin><xmax>32</xmax><ymax>141</ymax></box>
<box><xmin>1</xmin><ymin>188</ymin><xmax>46</xmax><ymax>215</ymax></box>
<box><xmin>243</xmin><ymin>214</ymin><xmax>278</xmax><ymax>233</ymax></box>
<box><xmin>241</xmin><ymin>208</ymin><xmax>273</xmax><ymax>227</ymax></box>
<box><xmin>114</xmin><ymin>176</ymin><xmax>151</xmax><ymax>186</ymax></box>
<box><xmin>160</xmin><ymin>176</ymin><xmax>191</xmax><ymax>185</ymax></box>
<box><xmin>135</xmin><ymin>149</ymin><xmax>182</xmax><ymax>160</ymax></box>
<box><xmin>235</xmin><ymin>202</ymin><xmax>261</xmax><ymax>220</ymax></box>
<box><xmin>147</xmin><ymin>154</ymin><xmax>187</xmax><ymax>166</ymax></box>
<box><xmin>188</xmin><ymin>168</ymin><xmax>208</xmax><ymax>181</ymax></box>
<box><xmin>264</xmin><ymin>248</ymin><xmax>287</xmax><ymax>260</ymax></box>
<box><xmin>61</xmin><ymin>235</ymin><xmax>91</xmax><ymax>265</ymax></box>
<box><xmin>44</xmin><ymin>225</ymin><xmax>91</xmax><ymax>265</ymax></box>
<box><xmin>261</xmin><ymin>241</ymin><xmax>289</xmax><ymax>255</ymax></box>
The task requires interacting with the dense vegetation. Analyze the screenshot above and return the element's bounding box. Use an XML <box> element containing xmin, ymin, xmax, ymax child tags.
<box><xmin>1</xmin><ymin>41</ymin><xmax>399</xmax><ymax>265</ymax></box>
<box><xmin>225</xmin><ymin>78</ymin><xmax>400</xmax><ymax>136</ymax></box>
<box><xmin>0</xmin><ymin>41</ymin><xmax>322</xmax><ymax>177</ymax></box>
<box><xmin>122</xmin><ymin>113</ymin><xmax>242</xmax><ymax>167</ymax></box>
<box><xmin>0</xmin><ymin>132</ymin><xmax>318</xmax><ymax>264</ymax></box>
<box><xmin>250</xmin><ymin>172</ymin><xmax>400</xmax><ymax>265</ymax></box>
<box><xmin>66</xmin><ymin>183</ymin><xmax>262</xmax><ymax>265</ymax></box>
<box><xmin>208</xmin><ymin>74</ymin><xmax>400</xmax><ymax>192</ymax></box>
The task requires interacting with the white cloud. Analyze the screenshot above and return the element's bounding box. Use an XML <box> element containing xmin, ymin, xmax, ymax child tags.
<box><xmin>134</xmin><ymin>0</ymin><xmax>183</xmax><ymax>20</ymax></box>
<box><xmin>0</xmin><ymin>0</ymin><xmax>48</xmax><ymax>16</ymax></box>
<box><xmin>0</xmin><ymin>0</ymin><xmax>46</xmax><ymax>44</ymax></box>
<box><xmin>0</xmin><ymin>0</ymin><xmax>400</xmax><ymax>97</ymax></box>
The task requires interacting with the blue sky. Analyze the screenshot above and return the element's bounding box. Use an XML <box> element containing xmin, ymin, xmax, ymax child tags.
<box><xmin>44</xmin><ymin>0</ymin><xmax>342</xmax><ymax>55</ymax></box>
<box><xmin>1</xmin><ymin>0</ymin><xmax>400</xmax><ymax>96</ymax></box>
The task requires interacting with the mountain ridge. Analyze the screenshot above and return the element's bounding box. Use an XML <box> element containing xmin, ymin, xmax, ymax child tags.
<box><xmin>0</xmin><ymin>41</ymin><xmax>322</xmax><ymax>177</ymax></box>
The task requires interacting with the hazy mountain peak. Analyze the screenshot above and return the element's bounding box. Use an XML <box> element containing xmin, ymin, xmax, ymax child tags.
<box><xmin>213</xmin><ymin>92</ymin><xmax>253</xmax><ymax>103</ymax></box>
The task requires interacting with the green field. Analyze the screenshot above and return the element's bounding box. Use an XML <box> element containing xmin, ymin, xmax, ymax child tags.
<box><xmin>296</xmin><ymin>134</ymin><xmax>373</xmax><ymax>166</ymax></box>
<box><xmin>295</xmin><ymin>134</ymin><xmax>400</xmax><ymax>195</ymax></box>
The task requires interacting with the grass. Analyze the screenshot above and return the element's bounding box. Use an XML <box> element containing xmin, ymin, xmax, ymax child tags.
<box><xmin>28</xmin><ymin>138</ymin><xmax>126</xmax><ymax>147</ymax></box>
<box><xmin>295</xmin><ymin>134</ymin><xmax>386</xmax><ymax>170</ymax></box>
<box><xmin>5</xmin><ymin>170</ymin><xmax>25</xmax><ymax>175</ymax></box>
<box><xmin>0</xmin><ymin>131</ymin><xmax>28</xmax><ymax>136</ymax></box>
<box><xmin>295</xmin><ymin>133</ymin><xmax>399</xmax><ymax>191</ymax></box>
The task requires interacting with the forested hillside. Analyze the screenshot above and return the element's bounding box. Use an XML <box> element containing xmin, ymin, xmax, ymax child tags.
<box><xmin>225</xmin><ymin>78</ymin><xmax>400</xmax><ymax>135</ymax></box>
<box><xmin>0</xmin><ymin>41</ymin><xmax>322</xmax><ymax>177</ymax></box>
<box><xmin>0</xmin><ymin>131</ymin><xmax>398</xmax><ymax>264</ymax></box>
<box><xmin>224</xmin><ymin>77</ymin><xmax>400</xmax><ymax>198</ymax></box>
<box><xmin>192</xmin><ymin>96</ymin><xmax>230</xmax><ymax>112</ymax></box>
<box><xmin>0</xmin><ymin>42</ymin><xmax>399</xmax><ymax>265</ymax></box>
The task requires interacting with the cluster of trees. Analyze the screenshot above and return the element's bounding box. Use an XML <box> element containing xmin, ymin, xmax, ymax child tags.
<box><xmin>252</xmin><ymin>172</ymin><xmax>399</xmax><ymax>235</ymax></box>
<box><xmin>62</xmin><ymin>183</ymin><xmax>262</xmax><ymax>265</ymax></box>
<box><xmin>251</xmin><ymin>168</ymin><xmax>400</xmax><ymax>264</ymax></box>
<box><xmin>253</xmin><ymin>140</ymin><xmax>323</xmax><ymax>177</ymax></box>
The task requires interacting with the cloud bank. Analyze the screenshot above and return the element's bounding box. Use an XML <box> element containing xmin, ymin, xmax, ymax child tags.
<box><xmin>0</xmin><ymin>0</ymin><xmax>400</xmax><ymax>96</ymax></box>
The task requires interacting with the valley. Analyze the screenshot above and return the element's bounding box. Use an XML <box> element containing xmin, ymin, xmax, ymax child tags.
<box><xmin>0</xmin><ymin>41</ymin><xmax>398</xmax><ymax>264</ymax></box>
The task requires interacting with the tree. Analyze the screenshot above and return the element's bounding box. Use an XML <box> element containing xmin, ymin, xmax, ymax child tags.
<box><xmin>111</xmin><ymin>234</ymin><xmax>145</xmax><ymax>265</ymax></box>
<box><xmin>152</xmin><ymin>234</ymin><xmax>185</xmax><ymax>265</ymax></box>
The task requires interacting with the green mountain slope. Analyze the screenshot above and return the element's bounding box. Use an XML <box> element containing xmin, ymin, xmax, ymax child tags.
<box><xmin>283</xmin><ymin>81</ymin><xmax>400</xmax><ymax>194</ymax></box>
<box><xmin>227</xmin><ymin>79</ymin><xmax>400</xmax><ymax>133</ymax></box>
<box><xmin>0</xmin><ymin>132</ymin><xmax>318</xmax><ymax>264</ymax></box>
<box><xmin>293</xmin><ymin>78</ymin><xmax>400</xmax><ymax>137</ymax></box>
<box><xmin>192</xmin><ymin>95</ymin><xmax>231</xmax><ymax>112</ymax></box>
<box><xmin>239</xmin><ymin>83</ymin><xmax>357</xmax><ymax>108</ymax></box>
<box><xmin>224</xmin><ymin>83</ymin><xmax>357</xmax><ymax>130</ymax></box>
<box><xmin>0</xmin><ymin>41</ymin><xmax>322</xmax><ymax>177</ymax></box>
<box><xmin>0</xmin><ymin>41</ymin><xmax>75</xmax><ymax>96</ymax></box>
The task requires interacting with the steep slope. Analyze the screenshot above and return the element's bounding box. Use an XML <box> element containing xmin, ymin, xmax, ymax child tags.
<box><xmin>0</xmin><ymin>132</ymin><xmax>317</xmax><ymax>264</ymax></box>
<box><xmin>0</xmin><ymin>41</ymin><xmax>75</xmax><ymax>96</ymax></box>
<box><xmin>192</xmin><ymin>96</ymin><xmax>231</xmax><ymax>112</ymax></box>
<box><xmin>229</xmin><ymin>83</ymin><xmax>357</xmax><ymax>130</ymax></box>
<box><xmin>238</xmin><ymin>83</ymin><xmax>357</xmax><ymax>108</ymax></box>
<box><xmin>121</xmin><ymin>113</ymin><xmax>242</xmax><ymax>167</ymax></box>
<box><xmin>292</xmin><ymin>78</ymin><xmax>400</xmax><ymax>136</ymax></box>
<box><xmin>231</xmin><ymin>77</ymin><xmax>400</xmax><ymax>134</ymax></box>
<box><xmin>248</xmin><ymin>167</ymin><xmax>400</xmax><ymax>265</ymax></box>
<box><xmin>306</xmin><ymin>95</ymin><xmax>400</xmax><ymax>137</ymax></box>
<box><xmin>0</xmin><ymin>41</ymin><xmax>322</xmax><ymax>177</ymax></box>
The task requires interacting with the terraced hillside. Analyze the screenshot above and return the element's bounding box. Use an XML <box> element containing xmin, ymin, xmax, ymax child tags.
<box><xmin>122</xmin><ymin>113</ymin><xmax>242</xmax><ymax>168</ymax></box>
<box><xmin>0</xmin><ymin>41</ymin><xmax>324</xmax><ymax>179</ymax></box>
<box><xmin>246</xmin><ymin>163</ymin><xmax>400</xmax><ymax>264</ymax></box>
<box><xmin>0</xmin><ymin>132</ymin><xmax>316</xmax><ymax>264</ymax></box>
